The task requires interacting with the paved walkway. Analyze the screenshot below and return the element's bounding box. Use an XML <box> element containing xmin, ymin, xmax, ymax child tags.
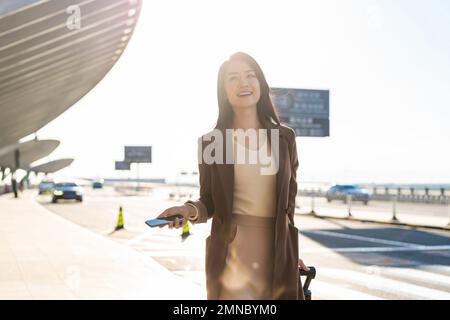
<box><xmin>0</xmin><ymin>191</ymin><xmax>205</xmax><ymax>299</ymax></box>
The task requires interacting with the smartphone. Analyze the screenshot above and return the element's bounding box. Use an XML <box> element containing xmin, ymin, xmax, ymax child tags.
<box><xmin>145</xmin><ymin>214</ymin><xmax>184</xmax><ymax>228</ymax></box>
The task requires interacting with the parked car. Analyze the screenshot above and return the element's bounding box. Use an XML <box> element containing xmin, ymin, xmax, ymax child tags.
<box><xmin>52</xmin><ymin>182</ymin><xmax>83</xmax><ymax>203</ymax></box>
<box><xmin>92</xmin><ymin>180</ymin><xmax>104</xmax><ymax>189</ymax></box>
<box><xmin>38</xmin><ymin>180</ymin><xmax>55</xmax><ymax>195</ymax></box>
<box><xmin>326</xmin><ymin>185</ymin><xmax>370</xmax><ymax>205</ymax></box>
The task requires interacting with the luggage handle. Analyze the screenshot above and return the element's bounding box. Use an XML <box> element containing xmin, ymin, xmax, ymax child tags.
<box><xmin>299</xmin><ymin>266</ymin><xmax>316</xmax><ymax>292</ymax></box>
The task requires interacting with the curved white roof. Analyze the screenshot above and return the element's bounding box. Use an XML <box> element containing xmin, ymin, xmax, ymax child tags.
<box><xmin>0</xmin><ymin>0</ymin><xmax>142</xmax><ymax>148</ymax></box>
<box><xmin>0</xmin><ymin>139</ymin><xmax>60</xmax><ymax>169</ymax></box>
<box><xmin>29</xmin><ymin>158</ymin><xmax>74</xmax><ymax>173</ymax></box>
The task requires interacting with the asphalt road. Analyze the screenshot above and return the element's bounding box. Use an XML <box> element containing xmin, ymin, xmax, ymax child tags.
<box><xmin>37</xmin><ymin>185</ymin><xmax>450</xmax><ymax>300</ymax></box>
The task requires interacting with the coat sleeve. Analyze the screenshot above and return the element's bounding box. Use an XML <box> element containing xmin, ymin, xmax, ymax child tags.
<box><xmin>185</xmin><ymin>136</ymin><xmax>215</xmax><ymax>224</ymax></box>
<box><xmin>287</xmin><ymin>128</ymin><xmax>299</xmax><ymax>225</ymax></box>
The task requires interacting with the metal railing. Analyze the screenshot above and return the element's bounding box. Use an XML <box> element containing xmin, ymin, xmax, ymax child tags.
<box><xmin>298</xmin><ymin>188</ymin><xmax>450</xmax><ymax>205</ymax></box>
<box><xmin>297</xmin><ymin>193</ymin><xmax>450</xmax><ymax>229</ymax></box>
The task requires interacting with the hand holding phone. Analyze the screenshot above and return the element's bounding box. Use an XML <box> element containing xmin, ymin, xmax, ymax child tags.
<box><xmin>148</xmin><ymin>205</ymin><xmax>192</xmax><ymax>229</ymax></box>
<box><xmin>145</xmin><ymin>213</ymin><xmax>185</xmax><ymax>228</ymax></box>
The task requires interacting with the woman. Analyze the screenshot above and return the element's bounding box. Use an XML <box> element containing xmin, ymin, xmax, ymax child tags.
<box><xmin>157</xmin><ymin>52</ymin><xmax>309</xmax><ymax>300</ymax></box>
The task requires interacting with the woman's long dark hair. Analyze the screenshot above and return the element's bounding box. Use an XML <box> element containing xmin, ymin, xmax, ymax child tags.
<box><xmin>215</xmin><ymin>52</ymin><xmax>281</xmax><ymax>130</ymax></box>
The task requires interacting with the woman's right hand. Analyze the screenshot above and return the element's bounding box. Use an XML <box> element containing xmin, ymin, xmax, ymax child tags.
<box><xmin>298</xmin><ymin>259</ymin><xmax>310</xmax><ymax>272</ymax></box>
<box><xmin>156</xmin><ymin>205</ymin><xmax>193</xmax><ymax>229</ymax></box>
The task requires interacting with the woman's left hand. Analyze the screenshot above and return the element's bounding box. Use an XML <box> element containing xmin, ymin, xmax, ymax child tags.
<box><xmin>298</xmin><ymin>259</ymin><xmax>310</xmax><ymax>271</ymax></box>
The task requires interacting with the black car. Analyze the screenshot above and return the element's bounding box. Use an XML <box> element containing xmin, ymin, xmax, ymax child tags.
<box><xmin>326</xmin><ymin>185</ymin><xmax>370</xmax><ymax>205</ymax></box>
<box><xmin>52</xmin><ymin>182</ymin><xmax>84</xmax><ymax>203</ymax></box>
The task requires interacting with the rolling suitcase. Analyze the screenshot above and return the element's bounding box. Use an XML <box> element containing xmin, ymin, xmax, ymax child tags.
<box><xmin>299</xmin><ymin>266</ymin><xmax>316</xmax><ymax>300</ymax></box>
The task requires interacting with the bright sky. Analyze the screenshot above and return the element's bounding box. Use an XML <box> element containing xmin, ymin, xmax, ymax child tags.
<box><xmin>34</xmin><ymin>0</ymin><xmax>450</xmax><ymax>184</ymax></box>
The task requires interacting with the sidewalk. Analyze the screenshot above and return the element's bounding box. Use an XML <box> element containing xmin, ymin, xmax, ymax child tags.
<box><xmin>0</xmin><ymin>191</ymin><xmax>205</xmax><ymax>299</ymax></box>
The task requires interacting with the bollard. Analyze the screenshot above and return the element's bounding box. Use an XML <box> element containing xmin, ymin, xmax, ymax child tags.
<box><xmin>347</xmin><ymin>194</ymin><xmax>352</xmax><ymax>218</ymax></box>
<box><xmin>391</xmin><ymin>195</ymin><xmax>399</xmax><ymax>223</ymax></box>
<box><xmin>115</xmin><ymin>206</ymin><xmax>125</xmax><ymax>231</ymax></box>
<box><xmin>310</xmin><ymin>195</ymin><xmax>316</xmax><ymax>215</ymax></box>
<box><xmin>446</xmin><ymin>201</ymin><xmax>450</xmax><ymax>228</ymax></box>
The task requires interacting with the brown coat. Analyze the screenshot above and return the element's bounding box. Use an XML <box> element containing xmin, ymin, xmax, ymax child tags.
<box><xmin>186</xmin><ymin>123</ymin><xmax>304</xmax><ymax>300</ymax></box>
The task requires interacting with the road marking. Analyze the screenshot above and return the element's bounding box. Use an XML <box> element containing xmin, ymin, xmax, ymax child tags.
<box><xmin>173</xmin><ymin>271</ymin><xmax>206</xmax><ymax>286</ymax></box>
<box><xmin>125</xmin><ymin>229</ymin><xmax>210</xmax><ymax>246</ymax></box>
<box><xmin>319</xmin><ymin>268</ymin><xmax>450</xmax><ymax>300</ymax></box>
<box><xmin>422</xmin><ymin>265</ymin><xmax>450</xmax><ymax>277</ymax></box>
<box><xmin>305</xmin><ymin>230</ymin><xmax>422</xmax><ymax>247</ymax></box>
<box><xmin>133</xmin><ymin>242</ymin><xmax>205</xmax><ymax>251</ymax></box>
<box><xmin>170</xmin><ymin>270</ymin><xmax>385</xmax><ymax>300</ymax></box>
<box><xmin>311</xmin><ymin>279</ymin><xmax>384</xmax><ymax>300</ymax></box>
<box><xmin>379</xmin><ymin>267</ymin><xmax>450</xmax><ymax>289</ymax></box>
<box><xmin>301</xmin><ymin>245</ymin><xmax>450</xmax><ymax>253</ymax></box>
<box><xmin>124</xmin><ymin>231</ymin><xmax>179</xmax><ymax>245</ymax></box>
<box><xmin>143</xmin><ymin>250</ymin><xmax>204</xmax><ymax>257</ymax></box>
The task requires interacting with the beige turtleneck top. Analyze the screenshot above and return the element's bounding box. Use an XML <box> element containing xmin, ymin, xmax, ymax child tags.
<box><xmin>232</xmin><ymin>131</ymin><xmax>277</xmax><ymax>217</ymax></box>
